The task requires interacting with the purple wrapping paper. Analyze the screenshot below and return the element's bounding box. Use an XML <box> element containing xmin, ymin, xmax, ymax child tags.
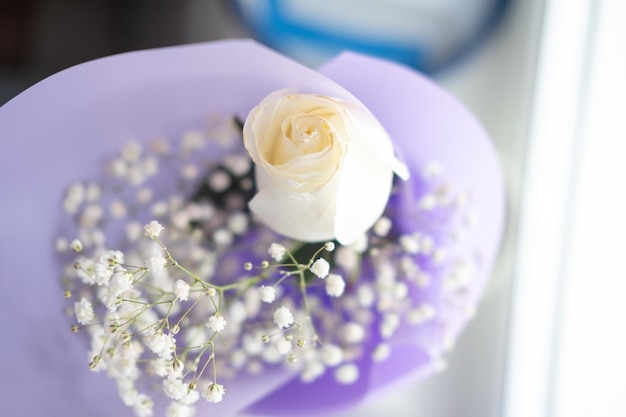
<box><xmin>0</xmin><ymin>40</ymin><xmax>504</xmax><ymax>416</ymax></box>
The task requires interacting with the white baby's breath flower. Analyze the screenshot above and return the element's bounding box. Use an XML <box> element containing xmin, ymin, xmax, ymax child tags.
<box><xmin>310</xmin><ymin>258</ymin><xmax>330</xmax><ymax>279</ymax></box>
<box><xmin>75</xmin><ymin>257</ymin><xmax>95</xmax><ymax>285</ymax></box>
<box><xmin>213</xmin><ymin>228</ymin><xmax>233</xmax><ymax>246</ymax></box>
<box><xmin>374</xmin><ymin>216</ymin><xmax>393</xmax><ymax>237</ymax></box>
<box><xmin>144</xmin><ymin>220</ymin><xmax>164</xmax><ymax>239</ymax></box>
<box><xmin>181</xmin><ymin>163</ymin><xmax>199</xmax><ymax>181</ymax></box>
<box><xmin>104</xmin><ymin>270</ymin><xmax>133</xmax><ymax>311</ymax></box>
<box><xmin>273</xmin><ymin>306</ymin><xmax>294</xmax><ymax>329</ymax></box>
<box><xmin>261</xmin><ymin>345</ymin><xmax>281</xmax><ymax>364</ymax></box>
<box><xmin>325</xmin><ymin>274</ymin><xmax>346</xmax><ymax>297</ymax></box>
<box><xmin>258</xmin><ymin>285</ymin><xmax>276</xmax><ymax>303</ymax></box>
<box><xmin>102</xmin><ymin>249</ymin><xmax>124</xmax><ymax>265</ymax></box>
<box><xmin>153</xmin><ymin>358</ymin><xmax>183</xmax><ymax>379</ymax></box>
<box><xmin>335</xmin><ymin>363</ymin><xmax>359</xmax><ymax>385</ymax></box>
<box><xmin>179</xmin><ymin>388</ymin><xmax>200</xmax><ymax>406</ymax></box>
<box><xmin>93</xmin><ymin>261</ymin><xmax>113</xmax><ymax>286</ymax></box>
<box><xmin>206</xmin><ymin>313</ymin><xmax>227</xmax><ymax>333</ymax></box>
<box><xmin>208</xmin><ymin>170</ymin><xmax>231</xmax><ymax>191</ymax></box>
<box><xmin>132</xmin><ymin>393</ymin><xmax>154</xmax><ymax>417</ymax></box>
<box><xmin>223</xmin><ymin>153</ymin><xmax>251</xmax><ymax>176</ymax></box>
<box><xmin>121</xmin><ymin>141</ymin><xmax>142</xmax><ymax>162</ymax></box>
<box><xmin>356</xmin><ymin>284</ymin><xmax>375</xmax><ymax>307</ymax></box>
<box><xmin>117</xmin><ymin>378</ymin><xmax>138</xmax><ymax>406</ymax></box>
<box><xmin>202</xmin><ymin>383</ymin><xmax>225</xmax><ymax>403</ymax></box>
<box><xmin>300</xmin><ymin>360</ymin><xmax>325</xmax><ymax>383</ymax></box>
<box><xmin>228</xmin><ymin>300</ymin><xmax>248</xmax><ymax>324</ymax></box>
<box><xmin>80</xmin><ymin>204</ymin><xmax>103</xmax><ymax>227</ymax></box>
<box><xmin>166</xmin><ymin>402</ymin><xmax>194</xmax><ymax>417</ymax></box>
<box><xmin>275</xmin><ymin>337</ymin><xmax>292</xmax><ymax>355</ymax></box>
<box><xmin>70</xmin><ymin>238</ymin><xmax>83</xmax><ymax>253</ymax></box>
<box><xmin>227</xmin><ymin>211</ymin><xmax>248</xmax><ymax>235</ymax></box>
<box><xmin>335</xmin><ymin>247</ymin><xmax>358</xmax><ymax>271</ymax></box>
<box><xmin>86</xmin><ymin>184</ymin><xmax>102</xmax><ymax>201</ymax></box>
<box><xmin>110</xmin><ymin>200</ymin><xmax>127</xmax><ymax>218</ymax></box>
<box><xmin>322</xmin><ymin>344</ymin><xmax>344</xmax><ymax>366</ymax></box>
<box><xmin>125</xmin><ymin>221</ymin><xmax>143</xmax><ymax>242</ymax></box>
<box><xmin>342</xmin><ymin>322</ymin><xmax>365</xmax><ymax>344</ymax></box>
<box><xmin>66</xmin><ymin>182</ymin><xmax>85</xmax><ymax>203</ymax></box>
<box><xmin>324</xmin><ymin>241</ymin><xmax>335</xmax><ymax>252</ymax></box>
<box><xmin>267</xmin><ymin>242</ymin><xmax>286</xmax><ymax>261</ymax></box>
<box><xmin>163</xmin><ymin>377</ymin><xmax>188</xmax><ymax>401</ymax></box>
<box><xmin>400</xmin><ymin>234</ymin><xmax>420</xmax><ymax>254</ymax></box>
<box><xmin>74</xmin><ymin>298</ymin><xmax>94</xmax><ymax>324</ymax></box>
<box><xmin>55</xmin><ymin>237</ymin><xmax>68</xmax><ymax>253</ymax></box>
<box><xmin>145</xmin><ymin>256</ymin><xmax>166</xmax><ymax>272</ymax></box>
<box><xmin>243</xmin><ymin>91</ymin><xmax>408</xmax><ymax>244</ymax></box>
<box><xmin>242</xmin><ymin>332</ymin><xmax>264</xmax><ymax>355</ymax></box>
<box><xmin>174</xmin><ymin>280</ymin><xmax>190</xmax><ymax>302</ymax></box>
<box><xmin>350</xmin><ymin>234</ymin><xmax>368</xmax><ymax>253</ymax></box>
<box><xmin>145</xmin><ymin>331</ymin><xmax>176</xmax><ymax>359</ymax></box>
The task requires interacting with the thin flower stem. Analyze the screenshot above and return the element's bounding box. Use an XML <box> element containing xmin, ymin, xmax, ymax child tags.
<box><xmin>175</xmin><ymin>292</ymin><xmax>207</xmax><ymax>328</ymax></box>
<box><xmin>273</xmin><ymin>270</ymin><xmax>298</xmax><ymax>287</ymax></box>
<box><xmin>298</xmin><ymin>271</ymin><xmax>321</xmax><ymax>343</ymax></box>
<box><xmin>194</xmin><ymin>337</ymin><xmax>217</xmax><ymax>383</ymax></box>
<box><xmin>218</xmin><ymin>276</ymin><xmax>260</xmax><ymax>291</ymax></box>
<box><xmin>209</xmin><ymin>292</ymin><xmax>220</xmax><ymax>312</ymax></box>
<box><xmin>307</xmin><ymin>246</ymin><xmax>328</xmax><ymax>267</ymax></box>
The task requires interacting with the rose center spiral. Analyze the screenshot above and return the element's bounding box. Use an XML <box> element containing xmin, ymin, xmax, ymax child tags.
<box><xmin>288</xmin><ymin>114</ymin><xmax>332</xmax><ymax>155</ymax></box>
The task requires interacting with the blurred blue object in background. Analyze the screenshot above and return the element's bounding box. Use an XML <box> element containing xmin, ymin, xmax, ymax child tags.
<box><xmin>233</xmin><ymin>0</ymin><xmax>509</xmax><ymax>74</ymax></box>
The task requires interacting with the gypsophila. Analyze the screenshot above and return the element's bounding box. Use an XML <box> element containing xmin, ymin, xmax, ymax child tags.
<box><xmin>145</xmin><ymin>255</ymin><xmax>167</xmax><ymax>272</ymax></box>
<box><xmin>310</xmin><ymin>258</ymin><xmax>330</xmax><ymax>279</ymax></box>
<box><xmin>202</xmin><ymin>383</ymin><xmax>225</xmax><ymax>403</ymax></box>
<box><xmin>322</xmin><ymin>344</ymin><xmax>344</xmax><ymax>366</ymax></box>
<box><xmin>70</xmin><ymin>238</ymin><xmax>83</xmax><ymax>253</ymax></box>
<box><xmin>275</xmin><ymin>337</ymin><xmax>292</xmax><ymax>355</ymax></box>
<box><xmin>325</xmin><ymin>274</ymin><xmax>346</xmax><ymax>297</ymax></box>
<box><xmin>268</xmin><ymin>243</ymin><xmax>286</xmax><ymax>261</ymax></box>
<box><xmin>144</xmin><ymin>220</ymin><xmax>164</xmax><ymax>239</ymax></box>
<box><xmin>258</xmin><ymin>285</ymin><xmax>276</xmax><ymax>303</ymax></box>
<box><xmin>74</xmin><ymin>297</ymin><xmax>95</xmax><ymax>324</ymax></box>
<box><xmin>133</xmin><ymin>393</ymin><xmax>154</xmax><ymax>417</ymax></box>
<box><xmin>207</xmin><ymin>313</ymin><xmax>227</xmax><ymax>333</ymax></box>
<box><xmin>273</xmin><ymin>306</ymin><xmax>294</xmax><ymax>329</ymax></box>
<box><xmin>173</xmin><ymin>280</ymin><xmax>190</xmax><ymax>302</ymax></box>
<box><xmin>163</xmin><ymin>377</ymin><xmax>188</xmax><ymax>401</ymax></box>
<box><xmin>166</xmin><ymin>402</ymin><xmax>195</xmax><ymax>417</ymax></box>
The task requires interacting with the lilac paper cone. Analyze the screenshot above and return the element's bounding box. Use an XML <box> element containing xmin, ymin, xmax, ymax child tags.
<box><xmin>0</xmin><ymin>40</ymin><xmax>504</xmax><ymax>417</ymax></box>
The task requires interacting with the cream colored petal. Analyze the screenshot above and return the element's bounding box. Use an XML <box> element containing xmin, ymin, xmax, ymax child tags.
<box><xmin>249</xmin><ymin>185</ymin><xmax>337</xmax><ymax>243</ymax></box>
<box><xmin>334</xmin><ymin>115</ymin><xmax>396</xmax><ymax>244</ymax></box>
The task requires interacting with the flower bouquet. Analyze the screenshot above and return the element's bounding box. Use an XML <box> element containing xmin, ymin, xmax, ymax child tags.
<box><xmin>0</xmin><ymin>40</ymin><xmax>504</xmax><ymax>417</ymax></box>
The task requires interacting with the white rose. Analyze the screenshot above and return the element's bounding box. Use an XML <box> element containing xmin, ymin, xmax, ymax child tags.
<box><xmin>243</xmin><ymin>90</ymin><xmax>408</xmax><ymax>244</ymax></box>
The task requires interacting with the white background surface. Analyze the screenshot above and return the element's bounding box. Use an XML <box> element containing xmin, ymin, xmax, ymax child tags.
<box><xmin>506</xmin><ymin>1</ymin><xmax>626</xmax><ymax>417</ymax></box>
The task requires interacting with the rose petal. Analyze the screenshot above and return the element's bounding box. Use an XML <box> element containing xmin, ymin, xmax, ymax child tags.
<box><xmin>249</xmin><ymin>178</ymin><xmax>338</xmax><ymax>242</ymax></box>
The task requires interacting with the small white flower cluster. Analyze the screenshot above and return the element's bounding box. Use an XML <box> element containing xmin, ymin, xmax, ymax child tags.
<box><xmin>273</xmin><ymin>306</ymin><xmax>294</xmax><ymax>329</ymax></box>
<box><xmin>74</xmin><ymin>248</ymin><xmax>133</xmax><ymax>311</ymax></box>
<box><xmin>68</xmin><ymin>225</ymin><xmax>233</xmax><ymax>417</ymax></box>
<box><xmin>59</xmin><ymin>120</ymin><xmax>478</xmax><ymax>417</ymax></box>
<box><xmin>144</xmin><ymin>220</ymin><xmax>164</xmax><ymax>239</ymax></box>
